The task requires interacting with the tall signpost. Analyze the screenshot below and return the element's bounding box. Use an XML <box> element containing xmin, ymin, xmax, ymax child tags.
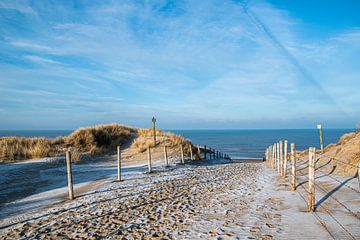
<box><xmin>317</xmin><ymin>124</ymin><xmax>323</xmax><ymax>151</ymax></box>
<box><xmin>152</xmin><ymin>116</ymin><xmax>156</xmax><ymax>146</ymax></box>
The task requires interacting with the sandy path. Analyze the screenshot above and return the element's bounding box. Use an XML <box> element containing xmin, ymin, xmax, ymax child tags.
<box><xmin>289</xmin><ymin>165</ymin><xmax>360</xmax><ymax>239</ymax></box>
<box><xmin>0</xmin><ymin>161</ymin><xmax>269</xmax><ymax>239</ymax></box>
<box><xmin>1</xmin><ymin>160</ymin><xmax>357</xmax><ymax>239</ymax></box>
<box><xmin>0</xmin><ymin>150</ymin><xmax>180</xmax><ymax>223</ymax></box>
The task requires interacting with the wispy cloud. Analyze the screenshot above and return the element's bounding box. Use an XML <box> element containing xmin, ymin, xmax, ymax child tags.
<box><xmin>24</xmin><ymin>55</ymin><xmax>60</xmax><ymax>65</ymax></box>
<box><xmin>0</xmin><ymin>0</ymin><xmax>359</xmax><ymax>129</ymax></box>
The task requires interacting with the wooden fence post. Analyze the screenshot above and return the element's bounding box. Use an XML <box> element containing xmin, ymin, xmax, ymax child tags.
<box><xmin>358</xmin><ymin>162</ymin><xmax>360</xmax><ymax>190</ymax></box>
<box><xmin>265</xmin><ymin>148</ymin><xmax>267</xmax><ymax>161</ymax></box>
<box><xmin>117</xmin><ymin>146</ymin><xmax>122</xmax><ymax>181</ymax></box>
<box><xmin>148</xmin><ymin>147</ymin><xmax>152</xmax><ymax>173</ymax></box>
<box><xmin>164</xmin><ymin>146</ymin><xmax>168</xmax><ymax>166</ymax></box>
<box><xmin>283</xmin><ymin>140</ymin><xmax>288</xmax><ymax>177</ymax></box>
<box><xmin>152</xmin><ymin>117</ymin><xmax>157</xmax><ymax>146</ymax></box>
<box><xmin>209</xmin><ymin>147</ymin><xmax>212</xmax><ymax>159</ymax></box>
<box><xmin>308</xmin><ymin>147</ymin><xmax>316</xmax><ymax>212</ymax></box>
<box><xmin>180</xmin><ymin>145</ymin><xmax>184</xmax><ymax>164</ymax></box>
<box><xmin>291</xmin><ymin>143</ymin><xmax>296</xmax><ymax>190</ymax></box>
<box><xmin>197</xmin><ymin>145</ymin><xmax>201</xmax><ymax>159</ymax></box>
<box><xmin>190</xmin><ymin>145</ymin><xmax>193</xmax><ymax>160</ymax></box>
<box><xmin>204</xmin><ymin>145</ymin><xmax>207</xmax><ymax>160</ymax></box>
<box><xmin>66</xmin><ymin>151</ymin><xmax>74</xmax><ymax>200</ymax></box>
<box><xmin>272</xmin><ymin>144</ymin><xmax>275</xmax><ymax>169</ymax></box>
<box><xmin>277</xmin><ymin>143</ymin><xmax>280</xmax><ymax>174</ymax></box>
<box><xmin>279</xmin><ymin>141</ymin><xmax>283</xmax><ymax>176</ymax></box>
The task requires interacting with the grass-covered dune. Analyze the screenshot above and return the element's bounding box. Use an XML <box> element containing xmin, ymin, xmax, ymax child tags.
<box><xmin>0</xmin><ymin>123</ymin><xmax>192</xmax><ymax>162</ymax></box>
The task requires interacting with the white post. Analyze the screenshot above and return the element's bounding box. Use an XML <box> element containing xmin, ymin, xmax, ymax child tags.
<box><xmin>277</xmin><ymin>143</ymin><xmax>280</xmax><ymax>174</ymax></box>
<box><xmin>279</xmin><ymin>141</ymin><xmax>283</xmax><ymax>176</ymax></box>
<box><xmin>164</xmin><ymin>146</ymin><xmax>168</xmax><ymax>166</ymax></box>
<box><xmin>190</xmin><ymin>145</ymin><xmax>193</xmax><ymax>160</ymax></box>
<box><xmin>272</xmin><ymin>144</ymin><xmax>276</xmax><ymax>169</ymax></box>
<box><xmin>148</xmin><ymin>147</ymin><xmax>152</xmax><ymax>173</ymax></box>
<box><xmin>308</xmin><ymin>147</ymin><xmax>316</xmax><ymax>212</ymax></box>
<box><xmin>357</xmin><ymin>163</ymin><xmax>360</xmax><ymax>190</ymax></box>
<box><xmin>66</xmin><ymin>152</ymin><xmax>74</xmax><ymax>200</ymax></box>
<box><xmin>283</xmin><ymin>140</ymin><xmax>288</xmax><ymax>177</ymax></box>
<box><xmin>197</xmin><ymin>145</ymin><xmax>201</xmax><ymax>159</ymax></box>
<box><xmin>265</xmin><ymin>148</ymin><xmax>268</xmax><ymax>161</ymax></box>
<box><xmin>180</xmin><ymin>145</ymin><xmax>184</xmax><ymax>164</ymax></box>
<box><xmin>291</xmin><ymin>143</ymin><xmax>296</xmax><ymax>190</ymax></box>
<box><xmin>117</xmin><ymin>146</ymin><xmax>121</xmax><ymax>181</ymax></box>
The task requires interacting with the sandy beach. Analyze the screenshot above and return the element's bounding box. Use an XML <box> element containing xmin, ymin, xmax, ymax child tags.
<box><xmin>1</xmin><ymin>155</ymin><xmax>358</xmax><ymax>239</ymax></box>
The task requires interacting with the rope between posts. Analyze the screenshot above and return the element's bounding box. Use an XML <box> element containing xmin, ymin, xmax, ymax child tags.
<box><xmin>315</xmin><ymin>168</ymin><xmax>360</xmax><ymax>193</ymax></box>
<box><xmin>298</xmin><ymin>166</ymin><xmax>360</xmax><ymax>219</ymax></box>
<box><xmin>318</xmin><ymin>153</ymin><xmax>359</xmax><ymax>168</ymax></box>
<box><xmin>296</xmin><ymin>182</ymin><xmax>357</xmax><ymax>240</ymax></box>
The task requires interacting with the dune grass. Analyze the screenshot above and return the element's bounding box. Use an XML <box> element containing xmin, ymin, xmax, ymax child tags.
<box><xmin>0</xmin><ymin>137</ymin><xmax>58</xmax><ymax>161</ymax></box>
<box><xmin>0</xmin><ymin>124</ymin><xmax>135</xmax><ymax>162</ymax></box>
<box><xmin>133</xmin><ymin>128</ymin><xmax>192</xmax><ymax>153</ymax></box>
<box><xmin>0</xmin><ymin>123</ymin><xmax>193</xmax><ymax>163</ymax></box>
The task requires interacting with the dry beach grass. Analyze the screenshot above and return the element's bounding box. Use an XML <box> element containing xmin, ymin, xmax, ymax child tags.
<box><xmin>296</xmin><ymin>129</ymin><xmax>360</xmax><ymax>176</ymax></box>
<box><xmin>0</xmin><ymin>124</ymin><xmax>193</xmax><ymax>163</ymax></box>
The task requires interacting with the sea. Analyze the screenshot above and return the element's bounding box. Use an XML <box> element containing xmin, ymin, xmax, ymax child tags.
<box><xmin>0</xmin><ymin>129</ymin><xmax>355</xmax><ymax>159</ymax></box>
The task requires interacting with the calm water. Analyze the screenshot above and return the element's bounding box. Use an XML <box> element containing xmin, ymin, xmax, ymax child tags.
<box><xmin>171</xmin><ymin>129</ymin><xmax>355</xmax><ymax>159</ymax></box>
<box><xmin>0</xmin><ymin>129</ymin><xmax>355</xmax><ymax>159</ymax></box>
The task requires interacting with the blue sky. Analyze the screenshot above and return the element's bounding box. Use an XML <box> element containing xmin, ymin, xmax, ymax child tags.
<box><xmin>0</xmin><ymin>0</ymin><xmax>359</xmax><ymax>130</ymax></box>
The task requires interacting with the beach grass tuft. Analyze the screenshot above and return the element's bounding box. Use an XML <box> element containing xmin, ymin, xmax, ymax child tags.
<box><xmin>0</xmin><ymin>123</ymin><xmax>193</xmax><ymax>162</ymax></box>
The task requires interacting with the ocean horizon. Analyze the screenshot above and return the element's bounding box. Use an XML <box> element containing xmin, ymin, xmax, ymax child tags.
<box><xmin>0</xmin><ymin>128</ymin><xmax>355</xmax><ymax>159</ymax></box>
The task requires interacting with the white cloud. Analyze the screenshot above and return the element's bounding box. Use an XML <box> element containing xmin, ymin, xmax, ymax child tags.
<box><xmin>24</xmin><ymin>55</ymin><xmax>60</xmax><ymax>65</ymax></box>
<box><xmin>0</xmin><ymin>0</ymin><xmax>359</xmax><ymax>128</ymax></box>
<box><xmin>0</xmin><ymin>1</ymin><xmax>37</xmax><ymax>15</ymax></box>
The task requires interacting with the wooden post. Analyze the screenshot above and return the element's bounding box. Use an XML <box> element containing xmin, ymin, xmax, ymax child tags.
<box><xmin>66</xmin><ymin>151</ymin><xmax>74</xmax><ymax>200</ymax></box>
<box><xmin>190</xmin><ymin>145</ymin><xmax>193</xmax><ymax>160</ymax></box>
<box><xmin>180</xmin><ymin>145</ymin><xmax>184</xmax><ymax>164</ymax></box>
<box><xmin>358</xmin><ymin>162</ymin><xmax>360</xmax><ymax>190</ymax></box>
<box><xmin>197</xmin><ymin>145</ymin><xmax>201</xmax><ymax>159</ymax></box>
<box><xmin>216</xmin><ymin>151</ymin><xmax>219</xmax><ymax>159</ymax></box>
<box><xmin>265</xmin><ymin>148</ymin><xmax>267</xmax><ymax>161</ymax></box>
<box><xmin>272</xmin><ymin>144</ymin><xmax>275</xmax><ymax>168</ymax></box>
<box><xmin>152</xmin><ymin>116</ymin><xmax>157</xmax><ymax>146</ymax></box>
<box><xmin>279</xmin><ymin>141</ymin><xmax>283</xmax><ymax>176</ymax></box>
<box><xmin>276</xmin><ymin>143</ymin><xmax>280</xmax><ymax>174</ymax></box>
<box><xmin>117</xmin><ymin>146</ymin><xmax>122</xmax><ymax>181</ymax></box>
<box><xmin>147</xmin><ymin>147</ymin><xmax>152</xmax><ymax>173</ymax></box>
<box><xmin>164</xmin><ymin>146</ymin><xmax>168</xmax><ymax>166</ymax></box>
<box><xmin>308</xmin><ymin>147</ymin><xmax>316</xmax><ymax>212</ymax></box>
<box><xmin>209</xmin><ymin>147</ymin><xmax>212</xmax><ymax>159</ymax></box>
<box><xmin>291</xmin><ymin>143</ymin><xmax>296</xmax><ymax>190</ymax></box>
<box><xmin>204</xmin><ymin>145</ymin><xmax>207</xmax><ymax>160</ymax></box>
<box><xmin>283</xmin><ymin>140</ymin><xmax>288</xmax><ymax>177</ymax></box>
<box><xmin>317</xmin><ymin>124</ymin><xmax>324</xmax><ymax>151</ymax></box>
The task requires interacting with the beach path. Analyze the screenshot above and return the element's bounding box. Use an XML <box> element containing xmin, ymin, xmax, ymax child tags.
<box><xmin>0</xmin><ymin>160</ymin><xmax>358</xmax><ymax>239</ymax></box>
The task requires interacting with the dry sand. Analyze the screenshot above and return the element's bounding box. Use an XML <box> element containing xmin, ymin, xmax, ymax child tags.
<box><xmin>0</xmin><ymin>157</ymin><xmax>359</xmax><ymax>239</ymax></box>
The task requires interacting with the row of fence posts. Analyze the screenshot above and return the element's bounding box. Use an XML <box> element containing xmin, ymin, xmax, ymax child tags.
<box><xmin>65</xmin><ymin>144</ymin><xmax>230</xmax><ymax>200</ymax></box>
<box><xmin>264</xmin><ymin>141</ymin><xmax>316</xmax><ymax>212</ymax></box>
